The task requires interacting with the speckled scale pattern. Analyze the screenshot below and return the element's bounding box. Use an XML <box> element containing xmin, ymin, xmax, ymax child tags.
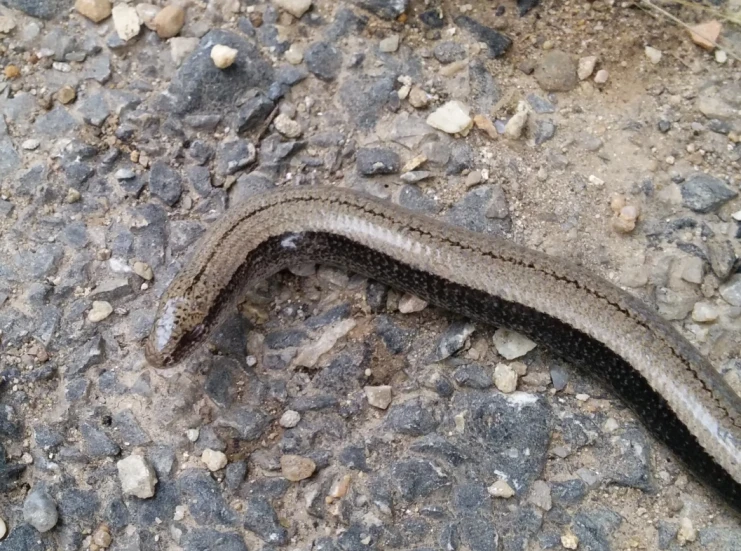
<box><xmin>146</xmin><ymin>186</ymin><xmax>741</xmax><ymax>513</ymax></box>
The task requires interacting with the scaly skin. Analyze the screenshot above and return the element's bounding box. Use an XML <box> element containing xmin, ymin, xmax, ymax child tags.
<box><xmin>145</xmin><ymin>186</ymin><xmax>741</xmax><ymax>512</ymax></box>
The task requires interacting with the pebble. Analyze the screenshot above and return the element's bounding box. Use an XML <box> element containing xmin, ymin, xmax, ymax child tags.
<box><xmin>274</xmin><ymin>0</ymin><xmax>312</xmax><ymax>18</ymax></box>
<box><xmin>577</xmin><ymin>55</ymin><xmax>597</xmax><ymax>80</ymax></box>
<box><xmin>133</xmin><ymin>261</ymin><xmax>153</xmax><ymax>280</ymax></box>
<box><xmin>561</xmin><ymin>531</ymin><xmax>579</xmax><ymax>550</ymax></box>
<box><xmin>75</xmin><ymin>0</ymin><xmax>111</xmax><ymax>22</ymax></box>
<box><xmin>677</xmin><ymin>517</ymin><xmax>697</xmax><ymax>544</ymax></box>
<box><xmin>21</xmin><ymin>139</ymin><xmax>39</xmax><ymax>150</ymax></box>
<box><xmin>494</xmin><ymin>363</ymin><xmax>518</xmax><ymax>393</ymax></box>
<box><xmin>305</xmin><ymin>42</ymin><xmax>342</xmax><ymax>82</ymax></box>
<box><xmin>379</xmin><ymin>34</ymin><xmax>400</xmax><ymax>53</ymax></box>
<box><xmin>186</xmin><ymin>428</ymin><xmax>199</xmax><ymax>442</ymax></box>
<box><xmin>398</xmin><ymin>294</ymin><xmax>428</xmax><ymax>313</ymax></box>
<box><xmin>0</xmin><ymin>15</ymin><xmax>16</xmax><ymax>33</ymax></box>
<box><xmin>426</xmin><ymin>100</ymin><xmax>472</xmax><ymax>134</ymax></box>
<box><xmin>692</xmin><ymin>302</ymin><xmax>719</xmax><ymax>323</ymax></box>
<box><xmin>645</xmin><ymin>46</ymin><xmax>662</xmax><ymax>64</ymax></box>
<box><xmin>23</xmin><ymin>489</ymin><xmax>58</xmax><ymax>532</ymax></box>
<box><xmin>91</xmin><ymin>525</ymin><xmax>111</xmax><ymax>548</ymax></box>
<box><xmin>171</xmin><ymin>37</ymin><xmax>200</xmax><ymax>66</ymax></box>
<box><xmin>88</xmin><ymin>301</ymin><xmax>113</xmax><ymax>322</ymax></box>
<box><xmin>111</xmin><ymin>4</ymin><xmax>141</xmax><ymax>41</ymax></box>
<box><xmin>504</xmin><ymin>101</ymin><xmax>529</xmax><ymax>139</ymax></box>
<box><xmin>117</xmin><ymin>454</ymin><xmax>157</xmax><ymax>498</ymax></box>
<box><xmin>273</xmin><ymin>113</ymin><xmax>302</xmax><ymax>138</ymax></box>
<box><xmin>715</xmin><ymin>50</ymin><xmax>727</xmax><ymax>64</ymax></box>
<box><xmin>594</xmin><ymin>69</ymin><xmax>609</xmax><ymax>84</ymax></box>
<box><xmin>56</xmin><ymin>86</ymin><xmax>76</xmax><ymax>105</ymax></box>
<box><xmin>136</xmin><ymin>3</ymin><xmax>158</xmax><ymax>28</ymax></box>
<box><xmin>285</xmin><ymin>43</ymin><xmax>304</xmax><ymax>64</ymax></box>
<box><xmin>279</xmin><ymin>410</ymin><xmax>301</xmax><ymax>428</ymax></box>
<box><xmin>528</xmin><ymin>480</ymin><xmax>552</xmax><ymax>511</ymax></box>
<box><xmin>211</xmin><ymin>44</ymin><xmax>238</xmax><ymax>69</ymax></box>
<box><xmin>294</xmin><ymin>318</ymin><xmax>356</xmax><ymax>367</ymax></box>
<box><xmin>365</xmin><ymin>385</ymin><xmax>393</xmax><ymax>409</ymax></box>
<box><xmin>280</xmin><ymin>454</ymin><xmax>316</xmax><ymax>481</ymax></box>
<box><xmin>201</xmin><ymin>449</ymin><xmax>228</xmax><ymax>471</ymax></box>
<box><xmin>0</xmin><ymin>518</ymin><xmax>5</xmax><ymax>540</ymax></box>
<box><xmin>153</xmin><ymin>5</ymin><xmax>185</xmax><ymax>39</ymax></box>
<box><xmin>689</xmin><ymin>20</ymin><xmax>722</xmax><ymax>50</ymax></box>
<box><xmin>492</xmin><ymin>328</ymin><xmax>537</xmax><ymax>359</ymax></box>
<box><xmin>488</xmin><ymin>479</ymin><xmax>515</xmax><ymax>498</ymax></box>
<box><xmin>534</xmin><ymin>50</ymin><xmax>578</xmax><ymax>92</ymax></box>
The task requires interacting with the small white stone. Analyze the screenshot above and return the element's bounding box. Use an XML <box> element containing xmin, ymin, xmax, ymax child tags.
<box><xmin>133</xmin><ymin>261</ymin><xmax>153</xmax><ymax>281</ymax></box>
<box><xmin>294</xmin><ymin>318</ymin><xmax>356</xmax><ymax>367</ymax></box>
<box><xmin>0</xmin><ymin>517</ymin><xmax>6</xmax><ymax>540</ymax></box>
<box><xmin>364</xmin><ymin>385</ymin><xmax>393</xmax><ymax>409</ymax></box>
<box><xmin>285</xmin><ymin>43</ymin><xmax>304</xmax><ymax>64</ymax></box>
<box><xmin>274</xmin><ymin>113</ymin><xmax>302</xmax><ymax>138</ymax></box>
<box><xmin>561</xmin><ymin>531</ymin><xmax>579</xmax><ymax>549</ymax></box>
<box><xmin>186</xmin><ymin>428</ymin><xmax>199</xmax><ymax>442</ymax></box>
<box><xmin>504</xmin><ymin>102</ymin><xmax>528</xmax><ymax>140</ymax></box>
<box><xmin>692</xmin><ymin>302</ymin><xmax>719</xmax><ymax>323</ymax></box>
<box><xmin>211</xmin><ymin>44</ymin><xmax>238</xmax><ymax>69</ymax></box>
<box><xmin>677</xmin><ymin>517</ymin><xmax>697</xmax><ymax>544</ymax></box>
<box><xmin>115</xmin><ymin>168</ymin><xmax>136</xmax><ymax>180</ymax></box>
<box><xmin>488</xmin><ymin>479</ymin><xmax>515</xmax><ymax>498</ymax></box>
<box><xmin>379</xmin><ymin>34</ymin><xmax>400</xmax><ymax>53</ymax></box>
<box><xmin>426</xmin><ymin>100</ymin><xmax>472</xmax><ymax>134</ymax></box>
<box><xmin>117</xmin><ymin>455</ymin><xmax>157</xmax><ymax>498</ymax></box>
<box><xmin>492</xmin><ymin>328</ymin><xmax>536</xmax><ymax>360</ymax></box>
<box><xmin>88</xmin><ymin>301</ymin><xmax>113</xmax><ymax>322</ymax></box>
<box><xmin>645</xmin><ymin>46</ymin><xmax>662</xmax><ymax>64</ymax></box>
<box><xmin>594</xmin><ymin>69</ymin><xmax>609</xmax><ymax>84</ymax></box>
<box><xmin>575</xmin><ymin>393</ymin><xmax>590</xmax><ymax>402</ymax></box>
<box><xmin>111</xmin><ymin>4</ymin><xmax>141</xmax><ymax>41</ymax></box>
<box><xmin>135</xmin><ymin>3</ymin><xmax>159</xmax><ymax>29</ymax></box>
<box><xmin>274</xmin><ymin>0</ymin><xmax>312</xmax><ymax>18</ymax></box>
<box><xmin>23</xmin><ymin>490</ymin><xmax>58</xmax><ymax>533</ymax></box>
<box><xmin>494</xmin><ymin>363</ymin><xmax>518</xmax><ymax>393</ymax></box>
<box><xmin>603</xmin><ymin>417</ymin><xmax>619</xmax><ymax>432</ymax></box>
<box><xmin>201</xmin><ymin>449</ymin><xmax>228</xmax><ymax>471</ymax></box>
<box><xmin>577</xmin><ymin>55</ymin><xmax>597</xmax><ymax>80</ymax></box>
<box><xmin>398</xmin><ymin>294</ymin><xmax>428</xmax><ymax>313</ymax></box>
<box><xmin>170</xmin><ymin>37</ymin><xmax>200</xmax><ymax>67</ymax></box>
<box><xmin>22</xmin><ymin>139</ymin><xmax>40</xmax><ymax>150</ymax></box>
<box><xmin>173</xmin><ymin>505</ymin><xmax>187</xmax><ymax>521</ymax></box>
<box><xmin>715</xmin><ymin>50</ymin><xmax>727</xmax><ymax>64</ymax></box>
<box><xmin>588</xmin><ymin>174</ymin><xmax>604</xmax><ymax>186</ymax></box>
<box><xmin>0</xmin><ymin>15</ymin><xmax>17</xmax><ymax>33</ymax></box>
<box><xmin>731</xmin><ymin>209</ymin><xmax>741</xmax><ymax>221</ymax></box>
<box><xmin>280</xmin><ymin>410</ymin><xmax>301</xmax><ymax>428</ymax></box>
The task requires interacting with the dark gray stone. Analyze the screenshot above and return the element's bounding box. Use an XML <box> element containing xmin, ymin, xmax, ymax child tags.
<box><xmin>133</xmin><ymin>480</ymin><xmax>180</xmax><ymax>527</ymax></box>
<box><xmin>534</xmin><ymin>119</ymin><xmax>556</xmax><ymax>145</ymax></box>
<box><xmin>409</xmin><ymin>434</ymin><xmax>469</xmax><ymax>466</ymax></box>
<box><xmin>243</xmin><ymin>496</ymin><xmax>288</xmax><ymax>545</ymax></box>
<box><xmin>265</xmin><ymin>329</ymin><xmax>308</xmax><ymax>349</ymax></box>
<box><xmin>149</xmin><ymin>445</ymin><xmax>176</xmax><ymax>480</ymax></box>
<box><xmin>600</xmin><ymin>426</ymin><xmax>654</xmax><ymax>492</ymax></box>
<box><xmin>433</xmin><ymin>41</ymin><xmax>466</xmax><ymax>64</ymax></box>
<box><xmin>0</xmin><ymin>405</ymin><xmax>21</xmax><ymax>439</ymax></box>
<box><xmin>549</xmin><ymin>363</ymin><xmax>569</xmax><ymax>391</ymax></box>
<box><xmin>216</xmin><ymin>407</ymin><xmax>271</xmax><ymax>441</ymax></box>
<box><xmin>398</xmin><ymin>184</ymin><xmax>438</xmax><ymax>213</ymax></box>
<box><xmin>325</xmin><ymin>8</ymin><xmax>368</xmax><ymax>42</ymax></box>
<box><xmin>182</xmin><ymin>529</ymin><xmax>249</xmax><ymax>551</ymax></box>
<box><xmin>34</xmin><ymin>425</ymin><xmax>64</xmax><ymax>448</ymax></box>
<box><xmin>374</xmin><ymin>315</ymin><xmax>411</xmax><ymax>354</ymax></box>
<box><xmin>184</xmin><ymin>114</ymin><xmax>221</xmax><ymax>130</ymax></box>
<box><xmin>23</xmin><ymin>488</ymin><xmax>58</xmax><ymax>532</ymax></box>
<box><xmin>290</xmin><ymin>394</ymin><xmax>338</xmax><ymax>412</ymax></box>
<box><xmin>112</xmin><ymin>410</ymin><xmax>150</xmax><ymax>446</ymax></box>
<box><xmin>453</xmin><ymin>483</ymin><xmax>489</xmax><ymax>512</ymax></box>
<box><xmin>66</xmin><ymin>335</ymin><xmax>105</xmax><ymax>377</ymax></box>
<box><xmin>460</xmin><ymin>515</ymin><xmax>499</xmax><ymax>551</ymax></box>
<box><xmin>551</xmin><ymin>479</ymin><xmax>588</xmax><ymax>504</ymax></box>
<box><xmin>58</xmin><ymin>488</ymin><xmax>100</xmax><ymax>524</ymax></box>
<box><xmin>216</xmin><ymin>140</ymin><xmax>256</xmax><ymax>176</ymax></box>
<box><xmin>170</xmin><ymin>220</ymin><xmax>206</xmax><ymax>254</ymax></box>
<box><xmin>391</xmin><ymin>459</ymin><xmax>450</xmax><ymax>500</ymax></box>
<box><xmin>386</xmin><ymin>398</ymin><xmax>439</xmax><ymax>436</ymax></box>
<box><xmin>0</xmin><ymin>443</ymin><xmax>25</xmax><ymax>491</ymax></box>
<box><xmin>106</xmin><ymin>498</ymin><xmax>129</xmax><ymax>531</ymax></box>
<box><xmin>707</xmin><ymin>238</ymin><xmax>736</xmax><ymax>279</ymax></box>
<box><xmin>61</xmin><ymin>221</ymin><xmax>89</xmax><ymax>248</ymax></box>
<box><xmin>78</xmin><ymin>93</ymin><xmax>110</xmax><ymax>126</ymax></box>
<box><xmin>178</xmin><ymin>469</ymin><xmax>238</xmax><ymax>526</ymax></box>
<box><xmin>527</xmin><ymin>93</ymin><xmax>556</xmax><ymax>114</ymax></box>
<box><xmin>455</xmin><ymin>16</ymin><xmax>512</xmax><ymax>58</ymax></box>
<box><xmin>350</xmin><ymin>0</ymin><xmax>408</xmax><ymax>19</ymax></box>
<box><xmin>340</xmin><ymin>75</ymin><xmax>396</xmax><ymax>129</ymax></box>
<box><xmin>225</xmin><ymin>460</ymin><xmax>248</xmax><ymax>491</ymax></box>
<box><xmin>431</xmin><ymin>321</ymin><xmax>476</xmax><ymax>361</ymax></box>
<box><xmin>469</xmin><ymin>58</ymin><xmax>501</xmax><ymax>113</ymax></box>
<box><xmin>34</xmin><ymin>106</ymin><xmax>79</xmax><ymax>135</ymax></box>
<box><xmin>657</xmin><ymin>520</ymin><xmax>677</xmax><ymax>549</ymax></box>
<box><xmin>572</xmin><ymin>508</ymin><xmax>623</xmax><ymax>551</ymax></box>
<box><xmin>339</xmin><ymin>446</ymin><xmax>369</xmax><ymax>471</ymax></box>
<box><xmin>230</xmin><ymin>170</ymin><xmax>274</xmax><ymax>203</ymax></box>
<box><xmin>0</xmin><ymin>523</ymin><xmax>50</xmax><ymax>550</ymax></box>
<box><xmin>186</xmin><ymin>166</ymin><xmax>212</xmax><ymax>198</ymax></box>
<box><xmin>356</xmin><ymin>147</ymin><xmax>400</xmax><ymax>175</ymax></box>
<box><xmin>0</xmin><ymin>0</ymin><xmax>71</xmax><ymax>19</ymax></box>
<box><xmin>163</xmin><ymin>30</ymin><xmax>273</xmax><ymax>115</ymax></box>
<box><xmin>306</xmin><ymin>42</ymin><xmax>343</xmax><ymax>82</ymax></box>
<box><xmin>148</xmin><ymin>161</ymin><xmax>182</xmax><ymax>206</ymax></box>
<box><xmin>276</xmin><ymin>65</ymin><xmax>308</xmax><ymax>86</ymax></box>
<box><xmin>236</xmin><ymin>92</ymin><xmax>274</xmax><ymax>134</ymax></box>
<box><xmin>305</xmin><ymin>304</ymin><xmax>352</xmax><ymax>329</ymax></box>
<box><xmin>188</xmin><ymin>140</ymin><xmax>214</xmax><ymax>166</ymax></box>
<box><xmin>446</xmin><ymin>185</ymin><xmax>512</xmax><ymax>236</ymax></box>
<box><xmin>64</xmin><ymin>161</ymin><xmax>95</xmax><ymax>188</ymax></box>
<box><xmin>681</xmin><ymin>173</ymin><xmax>737</xmax><ymax>213</ymax></box>
<box><xmin>66</xmin><ymin>376</ymin><xmax>90</xmax><ymax>402</ymax></box>
<box><xmin>0</xmin><ymin>136</ymin><xmax>20</xmax><ymax>175</ymax></box>
<box><xmin>80</xmin><ymin>421</ymin><xmax>120</xmax><ymax>458</ymax></box>
<box><xmin>205</xmin><ymin>358</ymin><xmax>234</xmax><ymax>408</ymax></box>
<box><xmin>453</xmin><ymin>364</ymin><xmax>493</xmax><ymax>389</ymax></box>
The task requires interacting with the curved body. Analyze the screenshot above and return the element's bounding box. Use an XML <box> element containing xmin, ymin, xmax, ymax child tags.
<box><xmin>145</xmin><ymin>186</ymin><xmax>741</xmax><ymax>511</ymax></box>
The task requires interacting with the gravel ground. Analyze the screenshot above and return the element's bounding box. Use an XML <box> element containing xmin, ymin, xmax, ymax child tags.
<box><xmin>1</xmin><ymin>0</ymin><xmax>741</xmax><ymax>549</ymax></box>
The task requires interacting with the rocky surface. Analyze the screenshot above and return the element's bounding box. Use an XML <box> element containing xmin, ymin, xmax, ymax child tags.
<box><xmin>1</xmin><ymin>0</ymin><xmax>741</xmax><ymax>550</ymax></box>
